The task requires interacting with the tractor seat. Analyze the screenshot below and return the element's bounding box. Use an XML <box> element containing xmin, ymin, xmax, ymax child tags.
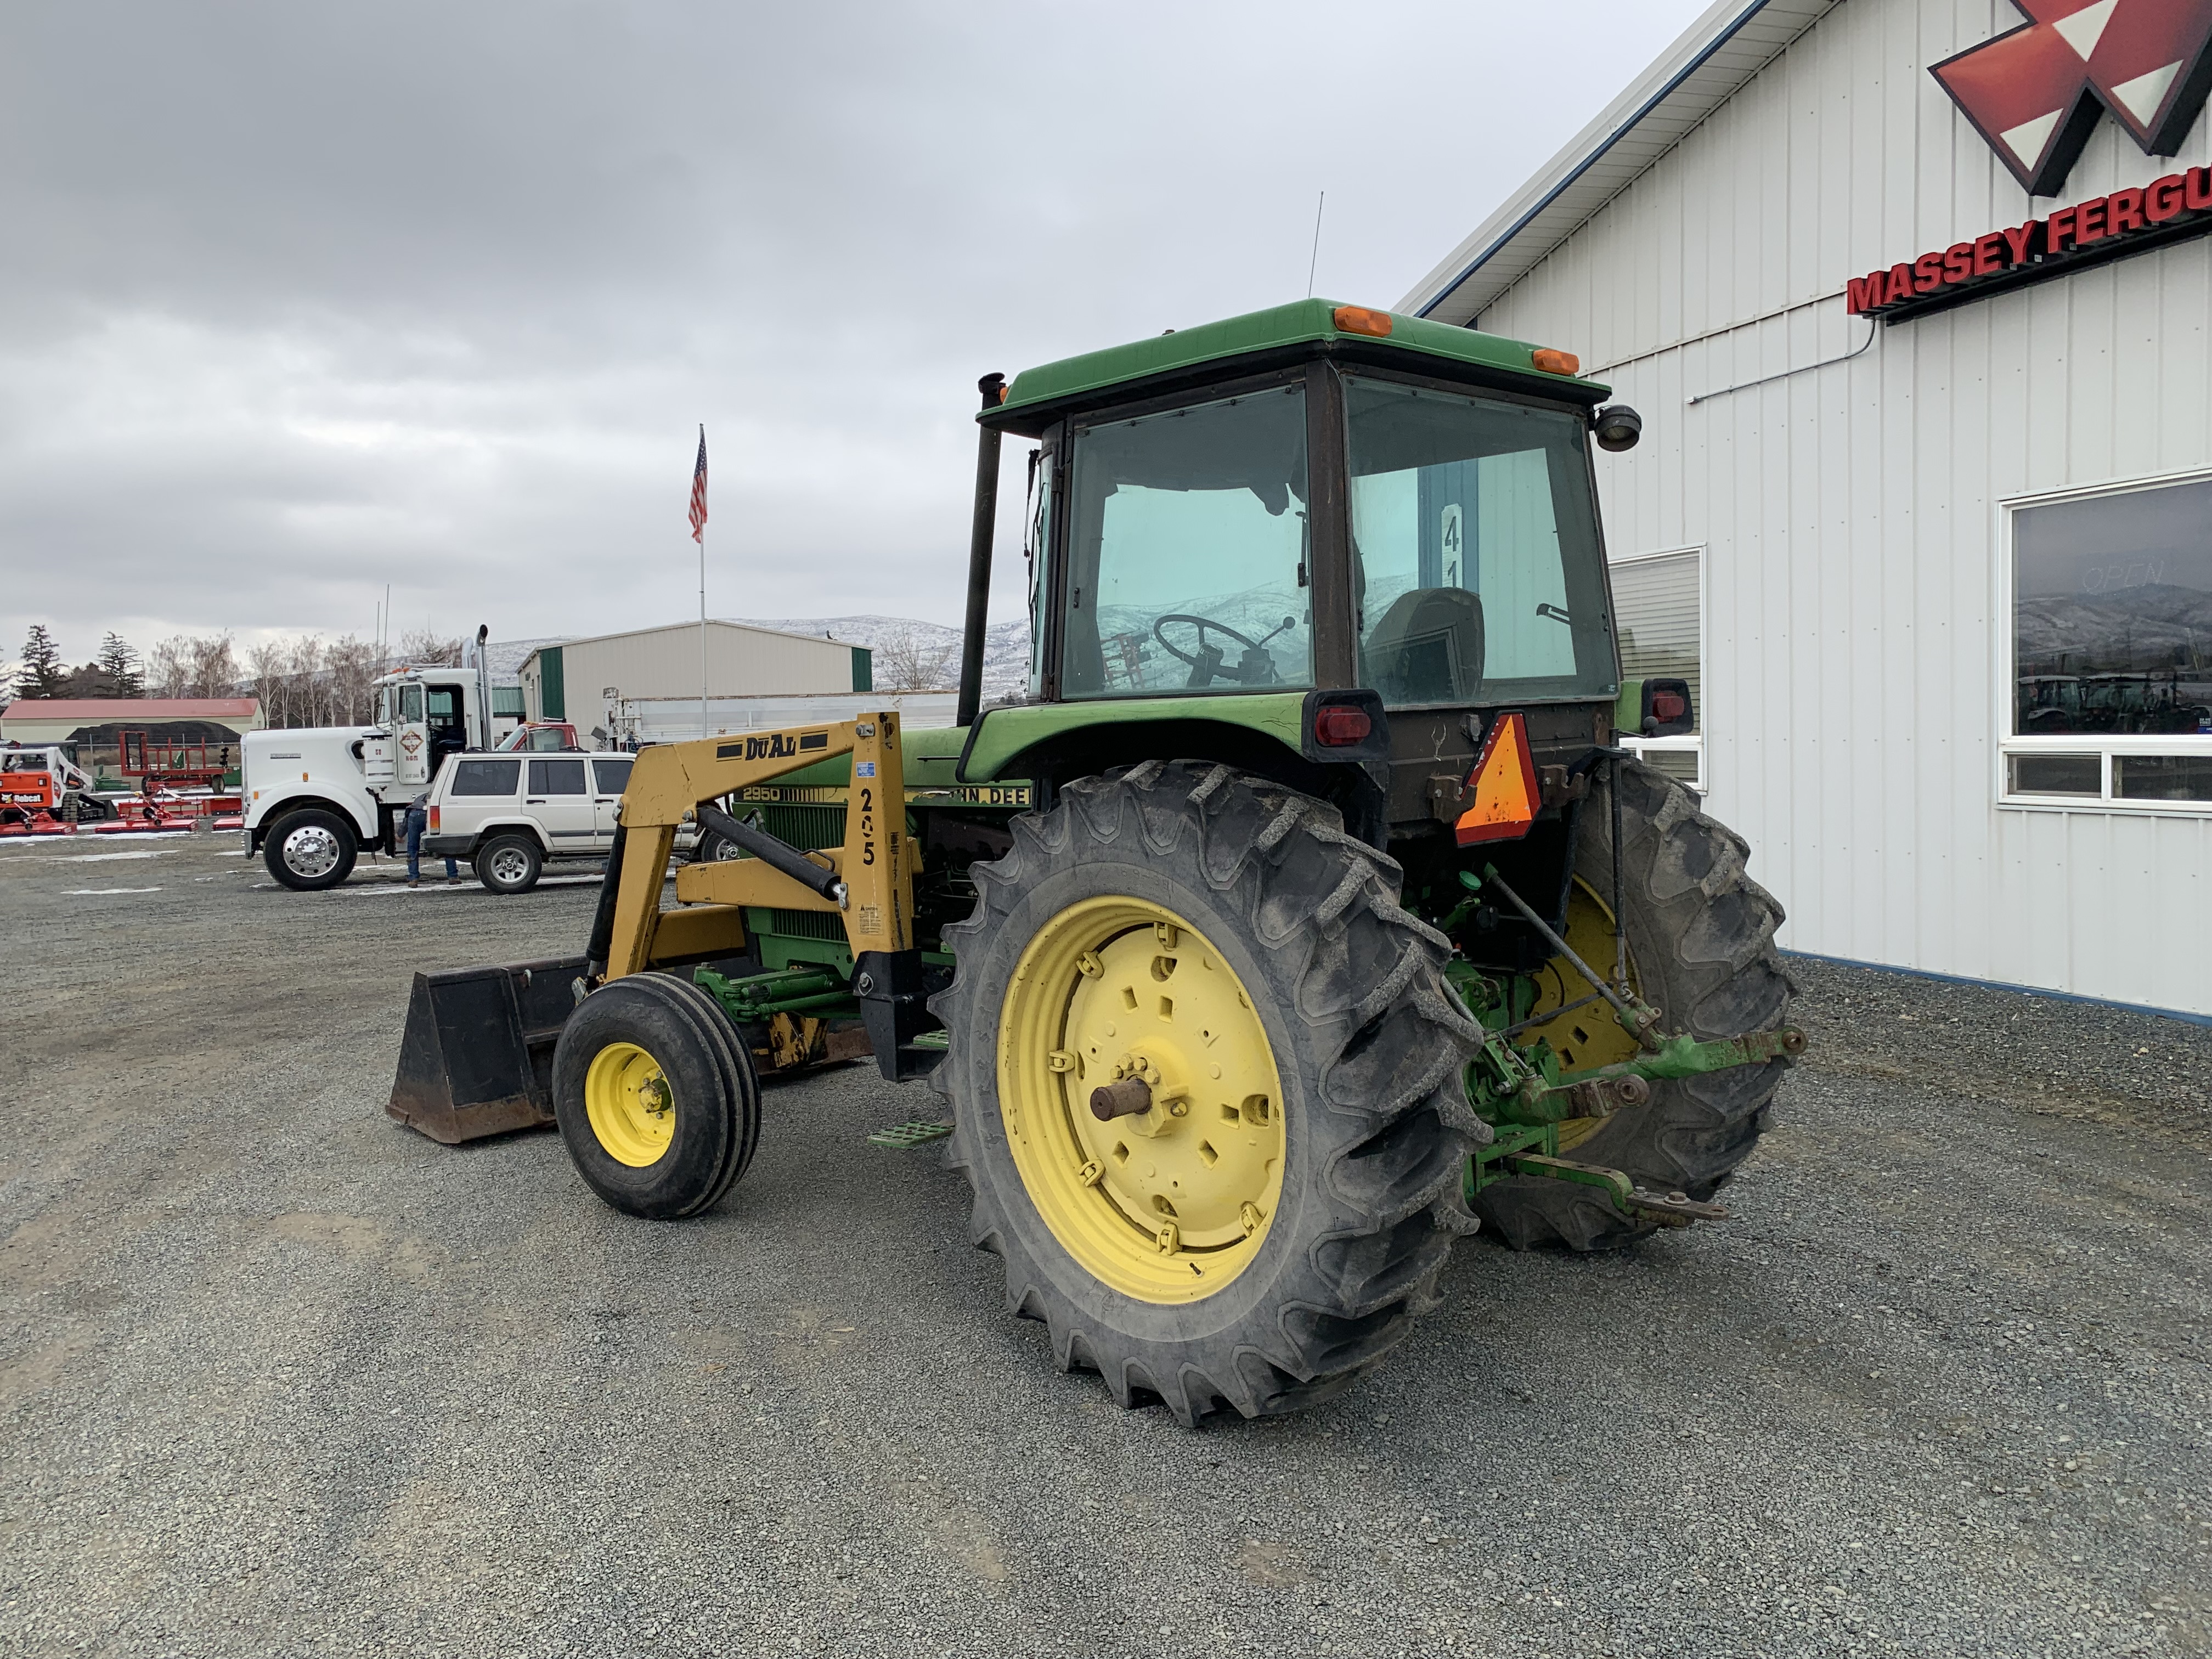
<box><xmin>1361</xmin><ymin>588</ymin><xmax>1486</xmax><ymax>706</ymax></box>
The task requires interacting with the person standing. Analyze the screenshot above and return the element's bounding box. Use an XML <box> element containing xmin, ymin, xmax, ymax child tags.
<box><xmin>403</xmin><ymin>788</ymin><xmax>460</xmax><ymax>888</ymax></box>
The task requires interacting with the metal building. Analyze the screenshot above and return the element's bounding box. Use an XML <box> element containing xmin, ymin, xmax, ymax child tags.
<box><xmin>519</xmin><ymin>621</ymin><xmax>872</xmax><ymax>742</ymax></box>
<box><xmin>1403</xmin><ymin>0</ymin><xmax>2212</xmax><ymax>1018</ymax></box>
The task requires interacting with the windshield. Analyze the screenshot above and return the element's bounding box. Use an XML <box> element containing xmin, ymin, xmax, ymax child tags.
<box><xmin>1059</xmin><ymin>384</ymin><xmax>1311</xmax><ymax>698</ymax></box>
<box><xmin>1346</xmin><ymin>376</ymin><xmax>1615</xmax><ymax>707</ymax></box>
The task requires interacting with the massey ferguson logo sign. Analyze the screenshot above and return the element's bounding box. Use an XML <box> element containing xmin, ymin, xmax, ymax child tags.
<box><xmin>1931</xmin><ymin>0</ymin><xmax>2212</xmax><ymax>196</ymax></box>
<box><xmin>1848</xmin><ymin>0</ymin><xmax>2212</xmax><ymax>317</ymax></box>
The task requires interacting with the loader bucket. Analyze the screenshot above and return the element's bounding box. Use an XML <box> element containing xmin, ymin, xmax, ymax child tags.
<box><xmin>387</xmin><ymin>956</ymin><xmax>588</xmax><ymax>1144</ymax></box>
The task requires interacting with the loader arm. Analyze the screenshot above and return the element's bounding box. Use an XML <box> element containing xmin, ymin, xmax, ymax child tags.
<box><xmin>600</xmin><ymin>713</ymin><xmax>913</xmax><ymax>980</ymax></box>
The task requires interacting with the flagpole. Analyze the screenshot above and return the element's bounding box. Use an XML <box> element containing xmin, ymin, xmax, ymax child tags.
<box><xmin>699</xmin><ymin>524</ymin><xmax>708</xmax><ymax>742</ymax></box>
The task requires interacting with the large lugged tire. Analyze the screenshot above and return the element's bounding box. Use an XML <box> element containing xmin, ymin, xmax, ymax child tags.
<box><xmin>263</xmin><ymin>808</ymin><xmax>358</xmax><ymax>890</ymax></box>
<box><xmin>552</xmin><ymin>972</ymin><xmax>760</xmax><ymax>1219</ymax></box>
<box><xmin>1474</xmin><ymin>758</ymin><xmax>1792</xmax><ymax>1251</ymax></box>
<box><xmin>933</xmin><ymin>760</ymin><xmax>1486</xmax><ymax>1425</ymax></box>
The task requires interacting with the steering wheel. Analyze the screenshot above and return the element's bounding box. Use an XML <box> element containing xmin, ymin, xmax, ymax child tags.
<box><xmin>1151</xmin><ymin>613</ymin><xmax>1262</xmax><ymax>668</ymax></box>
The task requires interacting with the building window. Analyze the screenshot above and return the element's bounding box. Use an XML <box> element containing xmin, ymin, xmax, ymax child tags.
<box><xmin>1610</xmin><ymin>547</ymin><xmax>1703</xmax><ymax>792</ymax></box>
<box><xmin>2002</xmin><ymin>472</ymin><xmax>2212</xmax><ymax>811</ymax></box>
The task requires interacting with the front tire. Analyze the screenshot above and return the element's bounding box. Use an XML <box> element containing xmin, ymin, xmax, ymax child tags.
<box><xmin>263</xmin><ymin>809</ymin><xmax>358</xmax><ymax>890</ymax></box>
<box><xmin>552</xmin><ymin>973</ymin><xmax>760</xmax><ymax>1219</ymax></box>
<box><xmin>934</xmin><ymin>760</ymin><xmax>1486</xmax><ymax>1425</ymax></box>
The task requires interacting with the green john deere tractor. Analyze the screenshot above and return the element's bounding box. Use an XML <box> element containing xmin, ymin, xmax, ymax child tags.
<box><xmin>392</xmin><ymin>298</ymin><xmax>1799</xmax><ymax>1425</ymax></box>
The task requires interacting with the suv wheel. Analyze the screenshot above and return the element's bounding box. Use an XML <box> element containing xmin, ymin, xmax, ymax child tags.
<box><xmin>477</xmin><ymin>832</ymin><xmax>543</xmax><ymax>895</ymax></box>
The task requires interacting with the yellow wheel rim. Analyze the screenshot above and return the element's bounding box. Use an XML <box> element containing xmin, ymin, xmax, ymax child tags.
<box><xmin>997</xmin><ymin>898</ymin><xmax>1285</xmax><ymax>1305</ymax></box>
<box><xmin>584</xmin><ymin>1040</ymin><xmax>677</xmax><ymax>1167</ymax></box>
<box><xmin>1519</xmin><ymin>878</ymin><xmax>1643</xmax><ymax>1153</ymax></box>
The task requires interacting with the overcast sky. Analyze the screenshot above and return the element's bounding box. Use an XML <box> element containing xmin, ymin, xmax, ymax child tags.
<box><xmin>0</xmin><ymin>0</ymin><xmax>1711</xmax><ymax>664</ymax></box>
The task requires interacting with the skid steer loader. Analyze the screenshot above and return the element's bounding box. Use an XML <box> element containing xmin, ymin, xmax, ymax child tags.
<box><xmin>391</xmin><ymin>298</ymin><xmax>1802</xmax><ymax>1423</ymax></box>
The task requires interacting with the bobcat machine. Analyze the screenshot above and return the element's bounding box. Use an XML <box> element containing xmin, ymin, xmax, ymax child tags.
<box><xmin>242</xmin><ymin>629</ymin><xmax>500</xmax><ymax>888</ymax></box>
<box><xmin>390</xmin><ymin>300</ymin><xmax>1801</xmax><ymax>1424</ymax></box>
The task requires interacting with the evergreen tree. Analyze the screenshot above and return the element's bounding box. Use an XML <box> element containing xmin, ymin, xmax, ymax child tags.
<box><xmin>18</xmin><ymin>625</ymin><xmax>68</xmax><ymax>698</ymax></box>
<box><xmin>95</xmin><ymin>632</ymin><xmax>144</xmax><ymax>697</ymax></box>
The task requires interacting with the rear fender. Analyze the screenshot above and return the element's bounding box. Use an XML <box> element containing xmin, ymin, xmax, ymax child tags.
<box><xmin>956</xmin><ymin>691</ymin><xmax>1389</xmax><ymax>844</ymax></box>
<box><xmin>466</xmin><ymin>817</ymin><xmax>550</xmax><ymax>857</ymax></box>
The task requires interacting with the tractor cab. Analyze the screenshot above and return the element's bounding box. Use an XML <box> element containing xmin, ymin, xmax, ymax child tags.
<box><xmin>964</xmin><ymin>299</ymin><xmax>1643</xmax><ymax>843</ymax></box>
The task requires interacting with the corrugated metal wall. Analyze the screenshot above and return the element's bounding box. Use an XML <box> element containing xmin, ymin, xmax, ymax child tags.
<box><xmin>1474</xmin><ymin>0</ymin><xmax>2212</xmax><ymax>1015</ymax></box>
<box><xmin>527</xmin><ymin>624</ymin><xmax>856</xmax><ymax>725</ymax></box>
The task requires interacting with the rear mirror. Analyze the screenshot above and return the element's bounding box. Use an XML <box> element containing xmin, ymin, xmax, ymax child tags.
<box><xmin>1641</xmin><ymin>678</ymin><xmax>1694</xmax><ymax>736</ymax></box>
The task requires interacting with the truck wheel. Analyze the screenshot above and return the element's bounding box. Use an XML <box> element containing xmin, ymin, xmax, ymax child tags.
<box><xmin>1473</xmin><ymin>758</ymin><xmax>1793</xmax><ymax>1250</ymax></box>
<box><xmin>263</xmin><ymin>808</ymin><xmax>358</xmax><ymax>890</ymax></box>
<box><xmin>552</xmin><ymin>973</ymin><xmax>760</xmax><ymax>1219</ymax></box>
<box><xmin>476</xmin><ymin>833</ymin><xmax>543</xmax><ymax>894</ymax></box>
<box><xmin>933</xmin><ymin>760</ymin><xmax>1486</xmax><ymax>1425</ymax></box>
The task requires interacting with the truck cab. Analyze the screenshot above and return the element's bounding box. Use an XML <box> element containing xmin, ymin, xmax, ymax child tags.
<box><xmin>243</xmin><ymin>628</ymin><xmax>501</xmax><ymax>889</ymax></box>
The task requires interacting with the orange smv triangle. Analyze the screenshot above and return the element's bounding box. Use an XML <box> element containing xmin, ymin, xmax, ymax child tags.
<box><xmin>1454</xmin><ymin>711</ymin><xmax>1539</xmax><ymax>847</ymax></box>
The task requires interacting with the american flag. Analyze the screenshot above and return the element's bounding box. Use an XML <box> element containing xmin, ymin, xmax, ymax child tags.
<box><xmin>688</xmin><ymin>425</ymin><xmax>708</xmax><ymax>543</ymax></box>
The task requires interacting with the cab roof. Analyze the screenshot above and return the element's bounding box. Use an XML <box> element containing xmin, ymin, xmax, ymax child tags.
<box><xmin>985</xmin><ymin>298</ymin><xmax>1610</xmax><ymax>436</ymax></box>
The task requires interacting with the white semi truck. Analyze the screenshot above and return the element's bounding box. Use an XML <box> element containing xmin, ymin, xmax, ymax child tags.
<box><xmin>242</xmin><ymin>627</ymin><xmax>501</xmax><ymax>889</ymax></box>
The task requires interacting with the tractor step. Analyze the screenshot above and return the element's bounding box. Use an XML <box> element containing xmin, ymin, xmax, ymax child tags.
<box><xmin>868</xmin><ymin>1119</ymin><xmax>955</xmax><ymax>1149</ymax></box>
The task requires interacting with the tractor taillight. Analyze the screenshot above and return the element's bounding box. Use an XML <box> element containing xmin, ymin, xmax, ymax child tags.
<box><xmin>1332</xmin><ymin>306</ymin><xmax>1393</xmax><ymax>338</ymax></box>
<box><xmin>1313</xmin><ymin>706</ymin><xmax>1373</xmax><ymax>747</ymax></box>
<box><xmin>1532</xmin><ymin>347</ymin><xmax>1580</xmax><ymax>375</ymax></box>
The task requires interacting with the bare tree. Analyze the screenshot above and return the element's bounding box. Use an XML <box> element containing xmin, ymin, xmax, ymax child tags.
<box><xmin>397</xmin><ymin>628</ymin><xmax>462</xmax><ymax>667</ymax></box>
<box><xmin>145</xmin><ymin>633</ymin><xmax>240</xmax><ymax>699</ymax></box>
<box><xmin>871</xmin><ymin>624</ymin><xmax>957</xmax><ymax>692</ymax></box>
<box><xmin>325</xmin><ymin>635</ymin><xmax>382</xmax><ymax>724</ymax></box>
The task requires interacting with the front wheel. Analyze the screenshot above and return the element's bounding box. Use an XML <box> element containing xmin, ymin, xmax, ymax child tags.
<box><xmin>552</xmin><ymin>973</ymin><xmax>760</xmax><ymax>1218</ymax></box>
<box><xmin>263</xmin><ymin>809</ymin><xmax>358</xmax><ymax>890</ymax></box>
<box><xmin>934</xmin><ymin>761</ymin><xmax>1485</xmax><ymax>1425</ymax></box>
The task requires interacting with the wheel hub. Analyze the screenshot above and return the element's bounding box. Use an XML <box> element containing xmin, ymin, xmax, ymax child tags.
<box><xmin>584</xmin><ymin>1040</ymin><xmax>676</xmax><ymax>1167</ymax></box>
<box><xmin>283</xmin><ymin>824</ymin><xmax>339</xmax><ymax>878</ymax></box>
<box><xmin>998</xmin><ymin>898</ymin><xmax>1285</xmax><ymax>1304</ymax></box>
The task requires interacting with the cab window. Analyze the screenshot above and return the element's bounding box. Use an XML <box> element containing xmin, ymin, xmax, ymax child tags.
<box><xmin>400</xmin><ymin>684</ymin><xmax>425</xmax><ymax>723</ymax></box>
<box><xmin>1059</xmin><ymin>384</ymin><xmax>1311</xmax><ymax>698</ymax></box>
<box><xmin>1346</xmin><ymin>376</ymin><xmax>1615</xmax><ymax>706</ymax></box>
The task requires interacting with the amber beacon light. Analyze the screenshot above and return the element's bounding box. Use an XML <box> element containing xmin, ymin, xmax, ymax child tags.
<box><xmin>1331</xmin><ymin>305</ymin><xmax>1394</xmax><ymax>337</ymax></box>
<box><xmin>1531</xmin><ymin>347</ymin><xmax>1581</xmax><ymax>375</ymax></box>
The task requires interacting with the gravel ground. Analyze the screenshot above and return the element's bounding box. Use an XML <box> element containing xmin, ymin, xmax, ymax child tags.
<box><xmin>3</xmin><ymin>830</ymin><xmax>2208</xmax><ymax>1658</ymax></box>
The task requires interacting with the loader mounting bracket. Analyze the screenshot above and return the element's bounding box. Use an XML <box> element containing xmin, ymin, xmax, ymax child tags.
<box><xmin>855</xmin><ymin>948</ymin><xmax>939</xmax><ymax>1081</ymax></box>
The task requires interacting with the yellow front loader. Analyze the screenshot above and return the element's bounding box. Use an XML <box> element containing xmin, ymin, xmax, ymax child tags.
<box><xmin>388</xmin><ymin>712</ymin><xmax>938</xmax><ymax>1215</ymax></box>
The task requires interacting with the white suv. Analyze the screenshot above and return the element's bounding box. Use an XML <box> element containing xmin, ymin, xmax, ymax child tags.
<box><xmin>421</xmin><ymin>752</ymin><xmax>635</xmax><ymax>893</ymax></box>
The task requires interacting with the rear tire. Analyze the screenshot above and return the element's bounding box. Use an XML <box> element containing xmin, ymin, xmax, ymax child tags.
<box><xmin>934</xmin><ymin>760</ymin><xmax>1486</xmax><ymax>1425</ymax></box>
<box><xmin>477</xmin><ymin>833</ymin><xmax>543</xmax><ymax>894</ymax></box>
<box><xmin>1472</xmin><ymin>758</ymin><xmax>1792</xmax><ymax>1250</ymax></box>
<box><xmin>552</xmin><ymin>973</ymin><xmax>760</xmax><ymax>1219</ymax></box>
<box><xmin>263</xmin><ymin>808</ymin><xmax>358</xmax><ymax>890</ymax></box>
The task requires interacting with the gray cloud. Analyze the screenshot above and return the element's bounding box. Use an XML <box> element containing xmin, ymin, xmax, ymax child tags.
<box><xmin>1</xmin><ymin>0</ymin><xmax>1707</xmax><ymax>663</ymax></box>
